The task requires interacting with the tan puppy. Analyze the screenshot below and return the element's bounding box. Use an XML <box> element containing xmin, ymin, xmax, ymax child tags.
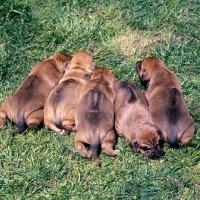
<box><xmin>74</xmin><ymin>67</ymin><xmax>119</xmax><ymax>166</ymax></box>
<box><xmin>0</xmin><ymin>53</ymin><xmax>72</xmax><ymax>134</ymax></box>
<box><xmin>114</xmin><ymin>80</ymin><xmax>163</xmax><ymax>158</ymax></box>
<box><xmin>136</xmin><ymin>57</ymin><xmax>195</xmax><ymax>147</ymax></box>
<box><xmin>44</xmin><ymin>51</ymin><xmax>96</xmax><ymax>134</ymax></box>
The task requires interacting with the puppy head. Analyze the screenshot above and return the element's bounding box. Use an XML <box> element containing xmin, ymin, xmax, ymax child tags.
<box><xmin>49</xmin><ymin>53</ymin><xmax>72</xmax><ymax>73</ymax></box>
<box><xmin>130</xmin><ymin>126</ymin><xmax>163</xmax><ymax>158</ymax></box>
<box><xmin>68</xmin><ymin>51</ymin><xmax>96</xmax><ymax>72</ymax></box>
<box><xmin>90</xmin><ymin>67</ymin><xmax>117</xmax><ymax>88</ymax></box>
<box><xmin>136</xmin><ymin>57</ymin><xmax>166</xmax><ymax>87</ymax></box>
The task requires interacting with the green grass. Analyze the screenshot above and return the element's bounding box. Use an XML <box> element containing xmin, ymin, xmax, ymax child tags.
<box><xmin>0</xmin><ymin>0</ymin><xmax>200</xmax><ymax>199</ymax></box>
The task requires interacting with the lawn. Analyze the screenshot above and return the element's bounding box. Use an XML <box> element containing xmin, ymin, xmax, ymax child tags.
<box><xmin>0</xmin><ymin>0</ymin><xmax>200</xmax><ymax>199</ymax></box>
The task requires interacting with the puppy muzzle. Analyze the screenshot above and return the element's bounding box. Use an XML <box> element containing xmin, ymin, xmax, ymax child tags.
<box><xmin>146</xmin><ymin>146</ymin><xmax>163</xmax><ymax>158</ymax></box>
<box><xmin>140</xmin><ymin>76</ymin><xmax>150</xmax><ymax>88</ymax></box>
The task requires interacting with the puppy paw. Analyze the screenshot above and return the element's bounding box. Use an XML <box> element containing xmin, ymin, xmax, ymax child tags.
<box><xmin>86</xmin><ymin>152</ymin><xmax>92</xmax><ymax>159</ymax></box>
<box><xmin>28</xmin><ymin>123</ymin><xmax>38</xmax><ymax>130</ymax></box>
<box><xmin>58</xmin><ymin>129</ymin><xmax>66</xmax><ymax>135</ymax></box>
<box><xmin>113</xmin><ymin>150</ymin><xmax>120</xmax><ymax>155</ymax></box>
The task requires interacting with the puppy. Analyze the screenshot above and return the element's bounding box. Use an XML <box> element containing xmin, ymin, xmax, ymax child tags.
<box><xmin>136</xmin><ymin>57</ymin><xmax>195</xmax><ymax>147</ymax></box>
<box><xmin>114</xmin><ymin>80</ymin><xmax>163</xmax><ymax>158</ymax></box>
<box><xmin>0</xmin><ymin>53</ymin><xmax>72</xmax><ymax>134</ymax></box>
<box><xmin>44</xmin><ymin>51</ymin><xmax>96</xmax><ymax>134</ymax></box>
<box><xmin>74</xmin><ymin>67</ymin><xmax>119</xmax><ymax>166</ymax></box>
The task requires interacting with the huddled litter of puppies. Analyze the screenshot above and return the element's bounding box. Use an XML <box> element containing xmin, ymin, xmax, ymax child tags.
<box><xmin>0</xmin><ymin>51</ymin><xmax>195</xmax><ymax>166</ymax></box>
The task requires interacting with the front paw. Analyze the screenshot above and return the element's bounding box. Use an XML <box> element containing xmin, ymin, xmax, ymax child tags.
<box><xmin>58</xmin><ymin>129</ymin><xmax>66</xmax><ymax>135</ymax></box>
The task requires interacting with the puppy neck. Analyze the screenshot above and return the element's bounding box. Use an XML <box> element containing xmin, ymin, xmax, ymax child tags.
<box><xmin>150</xmin><ymin>67</ymin><xmax>180</xmax><ymax>89</ymax></box>
<box><xmin>59</xmin><ymin>68</ymin><xmax>92</xmax><ymax>84</ymax></box>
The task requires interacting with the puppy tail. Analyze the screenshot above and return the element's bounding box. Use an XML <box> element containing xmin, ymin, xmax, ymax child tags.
<box><xmin>167</xmin><ymin>134</ymin><xmax>179</xmax><ymax>148</ymax></box>
<box><xmin>90</xmin><ymin>131</ymin><xmax>101</xmax><ymax>166</ymax></box>
<box><xmin>14</xmin><ymin>113</ymin><xmax>26</xmax><ymax>134</ymax></box>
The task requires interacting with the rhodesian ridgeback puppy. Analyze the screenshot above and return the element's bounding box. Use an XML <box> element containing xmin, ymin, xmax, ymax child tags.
<box><xmin>136</xmin><ymin>57</ymin><xmax>195</xmax><ymax>147</ymax></box>
<box><xmin>114</xmin><ymin>80</ymin><xmax>163</xmax><ymax>158</ymax></box>
<box><xmin>75</xmin><ymin>67</ymin><xmax>119</xmax><ymax>166</ymax></box>
<box><xmin>44</xmin><ymin>51</ymin><xmax>96</xmax><ymax>134</ymax></box>
<box><xmin>0</xmin><ymin>53</ymin><xmax>71</xmax><ymax>134</ymax></box>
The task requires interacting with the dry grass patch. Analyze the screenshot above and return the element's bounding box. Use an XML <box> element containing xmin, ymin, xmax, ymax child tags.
<box><xmin>111</xmin><ymin>28</ymin><xmax>172</xmax><ymax>59</ymax></box>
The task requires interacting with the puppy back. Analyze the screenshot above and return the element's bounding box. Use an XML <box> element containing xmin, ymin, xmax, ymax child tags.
<box><xmin>30</xmin><ymin>60</ymin><xmax>64</xmax><ymax>88</ymax></box>
<box><xmin>165</xmin><ymin>87</ymin><xmax>184</xmax><ymax>147</ymax></box>
<box><xmin>120</xmin><ymin>81</ymin><xmax>138</xmax><ymax>103</ymax></box>
<box><xmin>166</xmin><ymin>87</ymin><xmax>183</xmax><ymax>124</ymax></box>
<box><xmin>16</xmin><ymin>75</ymin><xmax>51</xmax><ymax>103</ymax></box>
<box><xmin>115</xmin><ymin>81</ymin><xmax>148</xmax><ymax>106</ymax></box>
<box><xmin>153</xmin><ymin>87</ymin><xmax>191</xmax><ymax>147</ymax></box>
<box><xmin>48</xmin><ymin>79</ymin><xmax>78</xmax><ymax>105</ymax></box>
<box><xmin>85</xmin><ymin>88</ymin><xmax>106</xmax><ymax>125</ymax></box>
<box><xmin>90</xmin><ymin>88</ymin><xmax>101</xmax><ymax>110</ymax></box>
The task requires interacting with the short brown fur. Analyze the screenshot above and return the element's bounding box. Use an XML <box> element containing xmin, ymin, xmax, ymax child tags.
<box><xmin>74</xmin><ymin>67</ymin><xmax>119</xmax><ymax>166</ymax></box>
<box><xmin>0</xmin><ymin>53</ymin><xmax>72</xmax><ymax>134</ymax></box>
<box><xmin>44</xmin><ymin>51</ymin><xmax>96</xmax><ymax>134</ymax></box>
<box><xmin>136</xmin><ymin>57</ymin><xmax>195</xmax><ymax>147</ymax></box>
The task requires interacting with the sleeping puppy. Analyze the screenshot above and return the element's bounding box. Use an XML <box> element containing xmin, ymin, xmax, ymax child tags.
<box><xmin>0</xmin><ymin>53</ymin><xmax>72</xmax><ymax>134</ymax></box>
<box><xmin>74</xmin><ymin>67</ymin><xmax>119</xmax><ymax>166</ymax></box>
<box><xmin>114</xmin><ymin>80</ymin><xmax>163</xmax><ymax>158</ymax></box>
<box><xmin>44</xmin><ymin>51</ymin><xmax>96</xmax><ymax>134</ymax></box>
<box><xmin>136</xmin><ymin>57</ymin><xmax>195</xmax><ymax>147</ymax></box>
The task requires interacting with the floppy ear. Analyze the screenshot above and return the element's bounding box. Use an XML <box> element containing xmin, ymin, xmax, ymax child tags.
<box><xmin>130</xmin><ymin>141</ymin><xmax>138</xmax><ymax>152</ymax></box>
<box><xmin>90</xmin><ymin>62</ymin><xmax>96</xmax><ymax>70</ymax></box>
<box><xmin>136</xmin><ymin>61</ymin><xmax>142</xmax><ymax>73</ymax></box>
<box><xmin>157</xmin><ymin>129</ymin><xmax>164</xmax><ymax>141</ymax></box>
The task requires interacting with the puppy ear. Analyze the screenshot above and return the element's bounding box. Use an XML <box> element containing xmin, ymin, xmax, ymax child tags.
<box><xmin>114</xmin><ymin>76</ymin><xmax>118</xmax><ymax>82</ymax></box>
<box><xmin>157</xmin><ymin>129</ymin><xmax>164</xmax><ymax>141</ymax></box>
<box><xmin>130</xmin><ymin>141</ymin><xmax>138</xmax><ymax>152</ymax></box>
<box><xmin>90</xmin><ymin>62</ymin><xmax>96</xmax><ymax>70</ymax></box>
<box><xmin>136</xmin><ymin>61</ymin><xmax>142</xmax><ymax>73</ymax></box>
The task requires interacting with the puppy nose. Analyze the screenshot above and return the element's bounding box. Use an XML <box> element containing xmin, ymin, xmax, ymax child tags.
<box><xmin>149</xmin><ymin>147</ymin><xmax>163</xmax><ymax>158</ymax></box>
<box><xmin>156</xmin><ymin>148</ymin><xmax>164</xmax><ymax>157</ymax></box>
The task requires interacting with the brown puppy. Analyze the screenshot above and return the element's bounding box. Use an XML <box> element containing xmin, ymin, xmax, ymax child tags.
<box><xmin>74</xmin><ymin>67</ymin><xmax>119</xmax><ymax>166</ymax></box>
<box><xmin>114</xmin><ymin>80</ymin><xmax>163</xmax><ymax>158</ymax></box>
<box><xmin>44</xmin><ymin>51</ymin><xmax>96</xmax><ymax>134</ymax></box>
<box><xmin>136</xmin><ymin>57</ymin><xmax>195</xmax><ymax>147</ymax></box>
<box><xmin>0</xmin><ymin>53</ymin><xmax>72</xmax><ymax>134</ymax></box>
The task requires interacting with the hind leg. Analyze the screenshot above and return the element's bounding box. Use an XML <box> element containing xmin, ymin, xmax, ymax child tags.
<box><xmin>179</xmin><ymin>123</ymin><xmax>195</xmax><ymax>145</ymax></box>
<box><xmin>26</xmin><ymin>109</ymin><xmax>44</xmax><ymax>130</ymax></box>
<box><xmin>62</xmin><ymin>119</ymin><xmax>77</xmax><ymax>132</ymax></box>
<box><xmin>75</xmin><ymin>131</ymin><xmax>92</xmax><ymax>159</ymax></box>
<box><xmin>44</xmin><ymin>117</ymin><xmax>65</xmax><ymax>134</ymax></box>
<box><xmin>101</xmin><ymin>130</ymin><xmax>119</xmax><ymax>156</ymax></box>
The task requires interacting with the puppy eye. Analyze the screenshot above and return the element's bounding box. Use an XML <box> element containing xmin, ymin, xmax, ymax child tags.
<box><xmin>140</xmin><ymin>146</ymin><xmax>149</xmax><ymax>151</ymax></box>
<box><xmin>143</xmin><ymin>69</ymin><xmax>146</xmax><ymax>72</ymax></box>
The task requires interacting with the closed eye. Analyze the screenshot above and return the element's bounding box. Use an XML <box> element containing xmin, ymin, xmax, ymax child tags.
<box><xmin>140</xmin><ymin>146</ymin><xmax>149</xmax><ymax>151</ymax></box>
